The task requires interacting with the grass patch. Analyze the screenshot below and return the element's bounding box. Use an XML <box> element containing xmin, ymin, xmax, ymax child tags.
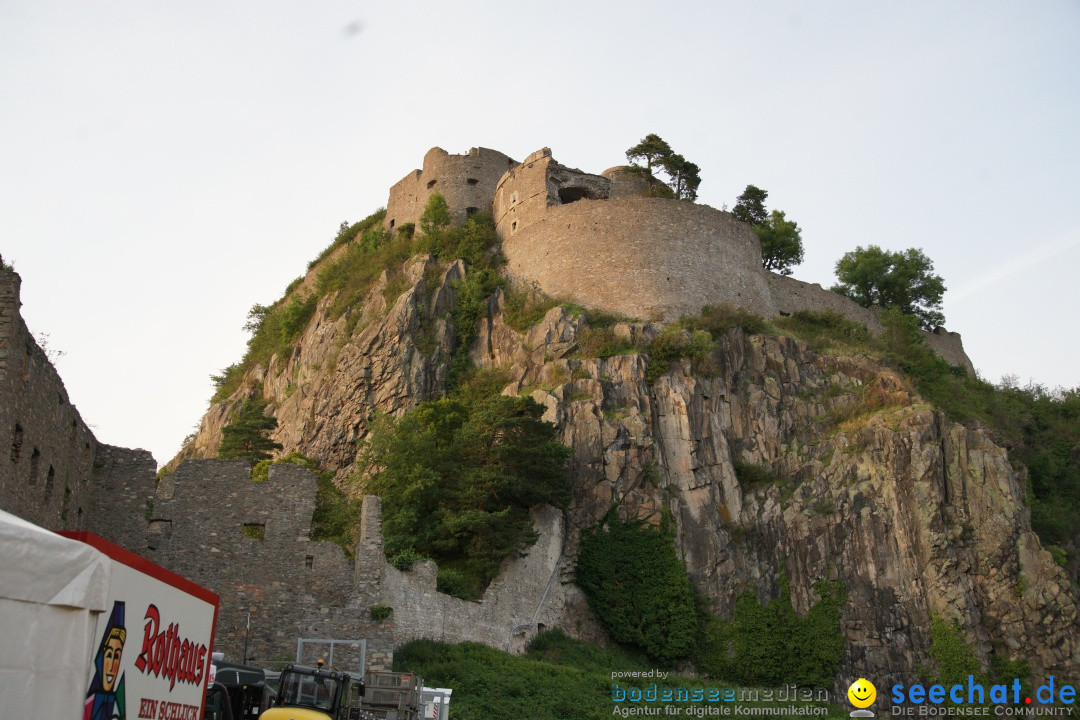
<box><xmin>393</xmin><ymin>633</ymin><xmax>846</xmax><ymax>720</ymax></box>
<box><xmin>772</xmin><ymin>310</ymin><xmax>870</xmax><ymax>354</ymax></box>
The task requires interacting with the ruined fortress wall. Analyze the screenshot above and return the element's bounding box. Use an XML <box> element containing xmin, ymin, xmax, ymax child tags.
<box><xmin>501</xmin><ymin>196</ymin><xmax>778</xmax><ymax>321</ymax></box>
<box><xmin>0</xmin><ymin>264</ymin><xmax>156</xmax><ymax>539</ymax></box>
<box><xmin>768</xmin><ymin>274</ymin><xmax>974</xmax><ymax>371</ymax></box>
<box><xmin>146</xmin><ymin>460</ymin><xmax>392</xmax><ymax>670</ymax></box>
<box><xmin>384</xmin><ymin>146</ymin><xmax>516</xmax><ymax>232</ymax></box>
<box><xmin>355</xmin><ymin>496</ymin><xmax>576</xmax><ymax>654</ymax></box>
<box><xmin>602</xmin><ymin>166</ymin><xmax>653</xmax><ymax>199</ymax></box>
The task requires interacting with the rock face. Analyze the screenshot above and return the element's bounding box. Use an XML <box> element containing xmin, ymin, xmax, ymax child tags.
<box><xmin>470</xmin><ymin>294</ymin><xmax>1077</xmax><ymax>684</ymax></box>
<box><xmin>174</xmin><ymin>262</ymin><xmax>1077</xmax><ymax>684</ymax></box>
<box><xmin>171</xmin><ymin>255</ymin><xmax>463</xmax><ymax>476</ymax></box>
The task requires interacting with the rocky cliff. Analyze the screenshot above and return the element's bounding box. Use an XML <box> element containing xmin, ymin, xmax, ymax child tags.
<box><xmin>170</xmin><ymin>243</ymin><xmax>1077</xmax><ymax>685</ymax></box>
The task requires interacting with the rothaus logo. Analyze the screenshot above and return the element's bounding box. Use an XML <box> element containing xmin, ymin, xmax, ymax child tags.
<box><xmin>133</xmin><ymin>604</ymin><xmax>209</xmax><ymax>691</ymax></box>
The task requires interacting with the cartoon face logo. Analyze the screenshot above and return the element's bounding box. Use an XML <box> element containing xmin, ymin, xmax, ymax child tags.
<box><xmin>848</xmin><ymin>678</ymin><xmax>877</xmax><ymax>709</ymax></box>
<box><xmin>102</xmin><ymin>630</ymin><xmax>125</xmax><ymax>692</ymax></box>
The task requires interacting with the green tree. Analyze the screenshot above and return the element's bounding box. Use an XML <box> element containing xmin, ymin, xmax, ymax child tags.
<box><xmin>659</xmin><ymin>153</ymin><xmax>702</xmax><ymax>201</ymax></box>
<box><xmin>575</xmin><ymin>510</ymin><xmax>699</xmax><ymax>664</ymax></box>
<box><xmin>419</xmin><ymin>192</ymin><xmax>452</xmax><ymax>237</ymax></box>
<box><xmin>757</xmin><ymin>210</ymin><xmax>804</xmax><ymax>275</ymax></box>
<box><xmin>625</xmin><ymin>134</ymin><xmax>700</xmax><ymax>201</ymax></box>
<box><xmin>732</xmin><ymin>185</ymin><xmax>805</xmax><ymax>275</ymax></box>
<box><xmin>218</xmin><ymin>396</ymin><xmax>282</xmax><ymax>462</ymax></box>
<box><xmin>360</xmin><ymin>375</ymin><xmax>572</xmax><ymax>597</ymax></box>
<box><xmin>831</xmin><ymin>245</ymin><xmax>946</xmax><ymax>329</ymax></box>
<box><xmin>625</xmin><ymin>133</ymin><xmax>674</xmax><ymax>174</ymax></box>
<box><xmin>732</xmin><ymin>184</ymin><xmax>769</xmax><ymax>227</ymax></box>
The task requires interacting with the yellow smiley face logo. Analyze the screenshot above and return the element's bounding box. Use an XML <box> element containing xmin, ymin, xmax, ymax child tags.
<box><xmin>848</xmin><ymin>678</ymin><xmax>876</xmax><ymax>708</ymax></box>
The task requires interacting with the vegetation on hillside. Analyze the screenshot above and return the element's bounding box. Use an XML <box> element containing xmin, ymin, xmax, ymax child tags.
<box><xmin>575</xmin><ymin>510</ymin><xmax>699</xmax><ymax>664</ymax></box>
<box><xmin>394</xmin><ymin>631</ymin><xmax>846</xmax><ymax>720</ymax></box>
<box><xmin>357</xmin><ymin>370</ymin><xmax>572</xmax><ymax>599</ymax></box>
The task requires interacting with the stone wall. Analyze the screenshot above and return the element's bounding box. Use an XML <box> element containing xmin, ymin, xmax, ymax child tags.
<box><xmin>501</xmin><ymin>194</ymin><xmax>779</xmax><ymax>321</ymax></box>
<box><xmin>488</xmin><ymin>148</ymin><xmax>973</xmax><ymax>370</ymax></box>
<box><xmin>355</xmin><ymin>496</ymin><xmax>580</xmax><ymax>654</ymax></box>
<box><xmin>146</xmin><ymin>460</ymin><xmax>389</xmax><ymax>672</ymax></box>
<box><xmin>768</xmin><ymin>274</ymin><xmax>975</xmax><ymax>372</ymax></box>
<box><xmin>0</xmin><ymin>264</ymin><xmax>158</xmax><ymax>541</ymax></box>
<box><xmin>141</xmin><ymin>460</ymin><xmax>579</xmax><ymax>671</ymax></box>
<box><xmin>384</xmin><ymin>146</ymin><xmax>517</xmax><ymax>233</ymax></box>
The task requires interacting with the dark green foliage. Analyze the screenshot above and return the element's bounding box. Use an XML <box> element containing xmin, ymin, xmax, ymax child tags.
<box><xmin>681</xmin><ymin>303</ymin><xmax>768</xmax><ymax>337</ymax></box>
<box><xmin>695</xmin><ymin>579</ymin><xmax>847</xmax><ymax>688</ymax></box>
<box><xmin>394</xmin><ymin>634</ymin><xmax>845</xmax><ymax>720</ymax></box>
<box><xmin>311</xmin><ymin>476</ymin><xmax>362</xmax><ymax>553</ymax></box>
<box><xmin>218</xmin><ymin>396</ymin><xmax>282</xmax><ymax>463</ymax></box>
<box><xmin>360</xmin><ymin>371</ymin><xmax>572</xmax><ymax>598</ymax></box>
<box><xmin>390</xmin><ymin>548</ymin><xmax>426</xmax><ymax>571</ymax></box>
<box><xmin>625</xmin><ymin>133</ymin><xmax>701</xmax><ymax>201</ymax></box>
<box><xmin>733</xmin><ymin>460</ymin><xmax>784</xmax><ymax>489</ymax></box>
<box><xmin>732</xmin><ymin>185</ymin><xmax>805</xmax><ymax>275</ymax></box>
<box><xmin>757</xmin><ymin>210</ymin><xmax>804</xmax><ymax>276</ymax></box>
<box><xmin>832</xmin><ymin>245</ymin><xmax>946</xmax><ymax>330</ymax></box>
<box><xmin>575</xmin><ymin>510</ymin><xmax>699</xmax><ymax>664</ymax></box>
<box><xmin>210</xmin><ymin>363</ymin><xmax>244</xmax><ymax>402</ymax></box>
<box><xmin>502</xmin><ymin>286</ymin><xmax>558</xmax><ymax>332</ymax></box>
<box><xmin>436</xmin><ymin>568</ymin><xmax>470</xmax><ymax>600</ymax></box>
<box><xmin>732</xmin><ymin>185</ymin><xmax>769</xmax><ymax>227</ymax></box>
<box><xmin>772</xmin><ymin>310</ymin><xmax>870</xmax><ymax>353</ymax></box>
<box><xmin>644</xmin><ymin>328</ymin><xmax>718</xmax><ymax>384</ymax></box>
<box><xmin>369</xmin><ymin>604</ymin><xmax>392</xmax><ymax>623</ymax></box>
<box><xmin>926</xmin><ymin>616</ymin><xmax>984</xmax><ymax>686</ymax></box>
<box><xmin>625</xmin><ymin>133</ymin><xmax>674</xmax><ymax>174</ymax></box>
<box><xmin>659</xmin><ymin>153</ymin><xmax>701</xmax><ymax>201</ymax></box>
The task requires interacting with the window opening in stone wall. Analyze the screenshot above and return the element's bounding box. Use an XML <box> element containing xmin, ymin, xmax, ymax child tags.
<box><xmin>23</xmin><ymin>346</ymin><xmax>31</xmax><ymax>381</ymax></box>
<box><xmin>60</xmin><ymin>481</ymin><xmax>70</xmax><ymax>522</ymax></box>
<box><xmin>29</xmin><ymin>447</ymin><xmax>40</xmax><ymax>484</ymax></box>
<box><xmin>44</xmin><ymin>465</ymin><xmax>55</xmax><ymax>498</ymax></box>
<box><xmin>242</xmin><ymin>523</ymin><xmax>265</xmax><ymax>542</ymax></box>
<box><xmin>558</xmin><ymin>187</ymin><xmax>597</xmax><ymax>204</ymax></box>
<box><xmin>466</xmin><ymin>207</ymin><xmax>478</xmax><ymax>216</ymax></box>
<box><xmin>427</xmin><ymin>179</ymin><xmax>437</xmax><ymax>189</ymax></box>
<box><xmin>467</xmin><ymin>178</ymin><xmax>479</xmax><ymax>185</ymax></box>
<box><xmin>511</xmin><ymin>221</ymin><xmax>517</xmax><ymax>233</ymax></box>
<box><xmin>389</xmin><ymin>218</ymin><xmax>395</xmax><ymax>229</ymax></box>
<box><xmin>11</xmin><ymin>423</ymin><xmax>22</xmax><ymax>463</ymax></box>
<box><xmin>305</xmin><ymin>555</ymin><xmax>314</xmax><ymax>569</ymax></box>
<box><xmin>70</xmin><ymin>418</ymin><xmax>77</xmax><ymax>441</ymax></box>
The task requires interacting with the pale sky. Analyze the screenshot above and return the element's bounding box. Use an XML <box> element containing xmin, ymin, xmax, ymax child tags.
<box><xmin>2</xmin><ymin>1</ymin><xmax>1078</xmax><ymax>466</ymax></box>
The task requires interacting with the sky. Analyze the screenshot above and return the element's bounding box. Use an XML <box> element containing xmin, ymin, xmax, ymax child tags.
<box><xmin>2</xmin><ymin>1</ymin><xmax>1078</xmax><ymax>467</ymax></box>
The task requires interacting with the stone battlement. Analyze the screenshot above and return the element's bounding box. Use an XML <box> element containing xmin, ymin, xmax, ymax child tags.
<box><xmin>385</xmin><ymin>146</ymin><xmax>973</xmax><ymax>370</ymax></box>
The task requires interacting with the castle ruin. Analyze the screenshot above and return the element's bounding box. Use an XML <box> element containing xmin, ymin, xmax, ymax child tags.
<box><xmin>385</xmin><ymin>146</ymin><xmax>972</xmax><ymax>370</ymax></box>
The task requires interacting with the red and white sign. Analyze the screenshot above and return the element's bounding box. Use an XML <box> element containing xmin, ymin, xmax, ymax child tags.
<box><xmin>60</xmin><ymin>532</ymin><xmax>219</xmax><ymax>720</ymax></box>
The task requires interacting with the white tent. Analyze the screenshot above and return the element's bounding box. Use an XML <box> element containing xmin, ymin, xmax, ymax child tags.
<box><xmin>0</xmin><ymin>510</ymin><xmax>111</xmax><ymax>719</ymax></box>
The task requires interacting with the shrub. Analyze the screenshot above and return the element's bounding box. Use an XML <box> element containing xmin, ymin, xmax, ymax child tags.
<box><xmin>695</xmin><ymin>578</ymin><xmax>846</xmax><ymax>688</ymax></box>
<box><xmin>390</xmin><ymin>549</ymin><xmax>426</xmax><ymax>571</ymax></box>
<box><xmin>733</xmin><ymin>460</ymin><xmax>785</xmax><ymax>489</ymax></box>
<box><xmin>926</xmin><ymin>615</ymin><xmax>984</xmax><ymax>686</ymax></box>
<box><xmin>370</xmin><ymin>604</ymin><xmax>392</xmax><ymax>623</ymax></box>
<box><xmin>358</xmin><ymin>370</ymin><xmax>572</xmax><ymax>598</ymax></box>
<box><xmin>575</xmin><ymin>509</ymin><xmax>698</xmax><ymax>665</ymax></box>
<box><xmin>436</xmin><ymin>568</ymin><xmax>470</xmax><ymax>600</ymax></box>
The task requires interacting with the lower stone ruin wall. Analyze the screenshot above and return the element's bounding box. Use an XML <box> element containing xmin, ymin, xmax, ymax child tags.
<box><xmin>140</xmin><ymin>460</ymin><xmax>586</xmax><ymax>673</ymax></box>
